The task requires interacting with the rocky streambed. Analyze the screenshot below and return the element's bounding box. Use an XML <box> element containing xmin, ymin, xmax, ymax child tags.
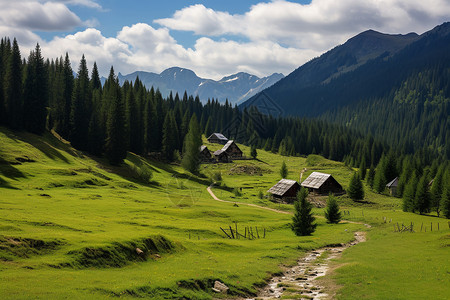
<box><xmin>246</xmin><ymin>231</ymin><xmax>366</xmax><ymax>300</ymax></box>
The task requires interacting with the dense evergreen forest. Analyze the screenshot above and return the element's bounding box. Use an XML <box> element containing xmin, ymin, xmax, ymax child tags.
<box><xmin>0</xmin><ymin>37</ymin><xmax>448</xmax><ymax>217</ymax></box>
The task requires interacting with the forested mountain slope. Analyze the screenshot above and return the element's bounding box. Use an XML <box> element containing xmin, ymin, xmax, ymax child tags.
<box><xmin>243</xmin><ymin>22</ymin><xmax>450</xmax><ymax>158</ymax></box>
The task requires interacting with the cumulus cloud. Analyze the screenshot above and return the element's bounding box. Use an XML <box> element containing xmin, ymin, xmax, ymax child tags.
<box><xmin>156</xmin><ymin>0</ymin><xmax>450</xmax><ymax>51</ymax></box>
<box><xmin>4</xmin><ymin>0</ymin><xmax>450</xmax><ymax>79</ymax></box>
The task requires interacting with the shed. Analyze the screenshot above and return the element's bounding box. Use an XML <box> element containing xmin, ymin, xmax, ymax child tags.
<box><xmin>386</xmin><ymin>177</ymin><xmax>399</xmax><ymax>197</ymax></box>
<box><xmin>221</xmin><ymin>140</ymin><xmax>243</xmax><ymax>158</ymax></box>
<box><xmin>207</xmin><ymin>133</ymin><xmax>229</xmax><ymax>145</ymax></box>
<box><xmin>267</xmin><ymin>179</ymin><xmax>300</xmax><ymax>202</ymax></box>
<box><xmin>301</xmin><ymin>172</ymin><xmax>343</xmax><ymax>195</ymax></box>
<box><xmin>213</xmin><ymin>149</ymin><xmax>229</xmax><ymax>163</ymax></box>
<box><xmin>199</xmin><ymin>145</ymin><xmax>212</xmax><ymax>161</ymax></box>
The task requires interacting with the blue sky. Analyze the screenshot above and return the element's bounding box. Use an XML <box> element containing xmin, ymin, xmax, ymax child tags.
<box><xmin>1</xmin><ymin>0</ymin><xmax>448</xmax><ymax>79</ymax></box>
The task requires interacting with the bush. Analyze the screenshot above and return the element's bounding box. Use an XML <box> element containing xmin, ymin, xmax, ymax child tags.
<box><xmin>212</xmin><ymin>171</ymin><xmax>222</xmax><ymax>182</ymax></box>
<box><xmin>258</xmin><ymin>190</ymin><xmax>264</xmax><ymax>199</ymax></box>
<box><xmin>233</xmin><ymin>187</ymin><xmax>242</xmax><ymax>197</ymax></box>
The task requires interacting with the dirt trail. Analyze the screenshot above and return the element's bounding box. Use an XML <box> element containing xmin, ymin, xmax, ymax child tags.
<box><xmin>207</xmin><ymin>186</ymin><xmax>369</xmax><ymax>300</ymax></box>
<box><xmin>245</xmin><ymin>231</ymin><xmax>367</xmax><ymax>300</ymax></box>
<box><xmin>207</xmin><ymin>185</ymin><xmax>291</xmax><ymax>215</ymax></box>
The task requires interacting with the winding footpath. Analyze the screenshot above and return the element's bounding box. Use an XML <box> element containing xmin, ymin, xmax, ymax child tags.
<box><xmin>207</xmin><ymin>186</ymin><xmax>369</xmax><ymax>300</ymax></box>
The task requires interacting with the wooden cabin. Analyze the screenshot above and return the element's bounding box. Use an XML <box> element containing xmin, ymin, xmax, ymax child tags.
<box><xmin>301</xmin><ymin>172</ymin><xmax>344</xmax><ymax>195</ymax></box>
<box><xmin>221</xmin><ymin>140</ymin><xmax>243</xmax><ymax>159</ymax></box>
<box><xmin>207</xmin><ymin>133</ymin><xmax>229</xmax><ymax>145</ymax></box>
<box><xmin>267</xmin><ymin>179</ymin><xmax>300</xmax><ymax>202</ymax></box>
<box><xmin>213</xmin><ymin>149</ymin><xmax>229</xmax><ymax>163</ymax></box>
<box><xmin>199</xmin><ymin>145</ymin><xmax>212</xmax><ymax>162</ymax></box>
<box><xmin>386</xmin><ymin>177</ymin><xmax>399</xmax><ymax>197</ymax></box>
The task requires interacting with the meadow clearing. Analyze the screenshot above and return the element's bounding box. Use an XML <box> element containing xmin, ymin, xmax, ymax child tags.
<box><xmin>0</xmin><ymin>128</ymin><xmax>448</xmax><ymax>299</ymax></box>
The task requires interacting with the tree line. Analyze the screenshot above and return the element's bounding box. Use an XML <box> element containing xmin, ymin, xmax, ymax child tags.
<box><xmin>0</xmin><ymin>38</ymin><xmax>448</xmax><ymax>217</ymax></box>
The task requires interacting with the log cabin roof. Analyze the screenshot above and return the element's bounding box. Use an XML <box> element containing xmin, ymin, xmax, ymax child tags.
<box><xmin>301</xmin><ymin>172</ymin><xmax>333</xmax><ymax>189</ymax></box>
<box><xmin>268</xmin><ymin>179</ymin><xmax>298</xmax><ymax>197</ymax></box>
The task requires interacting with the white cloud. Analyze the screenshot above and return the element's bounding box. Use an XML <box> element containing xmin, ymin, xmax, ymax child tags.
<box><xmin>4</xmin><ymin>0</ymin><xmax>450</xmax><ymax>80</ymax></box>
<box><xmin>156</xmin><ymin>0</ymin><xmax>450</xmax><ymax>51</ymax></box>
<box><xmin>0</xmin><ymin>1</ymin><xmax>82</xmax><ymax>32</ymax></box>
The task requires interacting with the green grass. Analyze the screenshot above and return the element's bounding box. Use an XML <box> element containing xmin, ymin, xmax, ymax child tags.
<box><xmin>0</xmin><ymin>128</ymin><xmax>448</xmax><ymax>299</ymax></box>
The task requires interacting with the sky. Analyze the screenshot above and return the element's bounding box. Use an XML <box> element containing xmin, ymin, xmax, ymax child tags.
<box><xmin>1</xmin><ymin>0</ymin><xmax>449</xmax><ymax>79</ymax></box>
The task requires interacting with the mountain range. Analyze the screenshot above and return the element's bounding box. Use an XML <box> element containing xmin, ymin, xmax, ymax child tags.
<box><xmin>101</xmin><ymin>68</ymin><xmax>284</xmax><ymax>105</ymax></box>
<box><xmin>243</xmin><ymin>22</ymin><xmax>450</xmax><ymax>156</ymax></box>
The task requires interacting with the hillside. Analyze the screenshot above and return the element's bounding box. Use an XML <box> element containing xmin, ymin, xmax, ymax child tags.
<box><xmin>110</xmin><ymin>67</ymin><xmax>284</xmax><ymax>104</ymax></box>
<box><xmin>1</xmin><ymin>127</ymin><xmax>449</xmax><ymax>299</ymax></box>
<box><xmin>243</xmin><ymin>22</ymin><xmax>450</xmax><ymax>156</ymax></box>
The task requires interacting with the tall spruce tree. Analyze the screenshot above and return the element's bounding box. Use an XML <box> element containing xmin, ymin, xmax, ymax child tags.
<box><xmin>441</xmin><ymin>182</ymin><xmax>450</xmax><ymax>219</ymax></box>
<box><xmin>430</xmin><ymin>165</ymin><xmax>445</xmax><ymax>216</ymax></box>
<box><xmin>104</xmin><ymin>67</ymin><xmax>127</xmax><ymax>165</ymax></box>
<box><xmin>415</xmin><ymin>172</ymin><xmax>430</xmax><ymax>215</ymax></box>
<box><xmin>291</xmin><ymin>187</ymin><xmax>316</xmax><ymax>236</ymax></box>
<box><xmin>23</xmin><ymin>43</ymin><xmax>48</xmax><ymax>134</ymax></box>
<box><xmin>347</xmin><ymin>172</ymin><xmax>364</xmax><ymax>200</ymax></box>
<box><xmin>402</xmin><ymin>172</ymin><xmax>418</xmax><ymax>212</ymax></box>
<box><xmin>161</xmin><ymin>111</ymin><xmax>179</xmax><ymax>161</ymax></box>
<box><xmin>367</xmin><ymin>165</ymin><xmax>375</xmax><ymax>188</ymax></box>
<box><xmin>181</xmin><ymin>115</ymin><xmax>202</xmax><ymax>173</ymax></box>
<box><xmin>70</xmin><ymin>55</ymin><xmax>91</xmax><ymax>150</ymax></box>
<box><xmin>280</xmin><ymin>161</ymin><xmax>288</xmax><ymax>178</ymax></box>
<box><xmin>4</xmin><ymin>38</ymin><xmax>22</xmax><ymax>129</ymax></box>
<box><xmin>59</xmin><ymin>53</ymin><xmax>74</xmax><ymax>138</ymax></box>
<box><xmin>373</xmin><ymin>156</ymin><xmax>387</xmax><ymax>193</ymax></box>
<box><xmin>325</xmin><ymin>194</ymin><xmax>342</xmax><ymax>223</ymax></box>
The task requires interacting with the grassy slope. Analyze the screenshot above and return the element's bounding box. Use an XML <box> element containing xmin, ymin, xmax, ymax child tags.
<box><xmin>0</xmin><ymin>128</ymin><xmax>448</xmax><ymax>299</ymax></box>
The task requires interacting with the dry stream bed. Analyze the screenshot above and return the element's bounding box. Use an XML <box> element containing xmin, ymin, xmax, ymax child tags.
<box><xmin>243</xmin><ymin>231</ymin><xmax>366</xmax><ymax>300</ymax></box>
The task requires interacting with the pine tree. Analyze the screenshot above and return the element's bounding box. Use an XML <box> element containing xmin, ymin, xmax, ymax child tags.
<box><xmin>280</xmin><ymin>161</ymin><xmax>288</xmax><ymax>178</ymax></box>
<box><xmin>90</xmin><ymin>62</ymin><xmax>102</xmax><ymax>91</ymax></box>
<box><xmin>23</xmin><ymin>43</ymin><xmax>48</xmax><ymax>134</ymax></box>
<box><xmin>441</xmin><ymin>182</ymin><xmax>450</xmax><ymax>219</ymax></box>
<box><xmin>161</xmin><ymin>111</ymin><xmax>179</xmax><ymax>161</ymax></box>
<box><xmin>373</xmin><ymin>157</ymin><xmax>387</xmax><ymax>193</ymax></box>
<box><xmin>291</xmin><ymin>188</ymin><xmax>316</xmax><ymax>236</ymax></box>
<box><xmin>104</xmin><ymin>67</ymin><xmax>127</xmax><ymax>165</ymax></box>
<box><xmin>250</xmin><ymin>145</ymin><xmax>257</xmax><ymax>159</ymax></box>
<box><xmin>402</xmin><ymin>172</ymin><xmax>417</xmax><ymax>212</ymax></box>
<box><xmin>347</xmin><ymin>172</ymin><xmax>364</xmax><ymax>200</ymax></box>
<box><xmin>415</xmin><ymin>172</ymin><xmax>430</xmax><ymax>215</ymax></box>
<box><xmin>367</xmin><ymin>165</ymin><xmax>375</xmax><ymax>188</ymax></box>
<box><xmin>4</xmin><ymin>38</ymin><xmax>22</xmax><ymax>129</ymax></box>
<box><xmin>60</xmin><ymin>53</ymin><xmax>74</xmax><ymax>138</ymax></box>
<box><xmin>126</xmin><ymin>86</ymin><xmax>141</xmax><ymax>153</ymax></box>
<box><xmin>181</xmin><ymin>115</ymin><xmax>202</xmax><ymax>173</ymax></box>
<box><xmin>358</xmin><ymin>159</ymin><xmax>367</xmax><ymax>180</ymax></box>
<box><xmin>325</xmin><ymin>194</ymin><xmax>342</xmax><ymax>223</ymax></box>
<box><xmin>430</xmin><ymin>165</ymin><xmax>445</xmax><ymax>216</ymax></box>
<box><xmin>70</xmin><ymin>55</ymin><xmax>91</xmax><ymax>150</ymax></box>
<box><xmin>144</xmin><ymin>93</ymin><xmax>158</xmax><ymax>153</ymax></box>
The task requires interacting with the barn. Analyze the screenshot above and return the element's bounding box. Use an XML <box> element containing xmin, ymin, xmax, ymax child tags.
<box><xmin>199</xmin><ymin>145</ymin><xmax>212</xmax><ymax>161</ymax></box>
<box><xmin>301</xmin><ymin>172</ymin><xmax>343</xmax><ymax>195</ymax></box>
<box><xmin>207</xmin><ymin>133</ymin><xmax>229</xmax><ymax>145</ymax></box>
<box><xmin>213</xmin><ymin>149</ymin><xmax>229</xmax><ymax>163</ymax></box>
<box><xmin>221</xmin><ymin>140</ymin><xmax>243</xmax><ymax>158</ymax></box>
<box><xmin>267</xmin><ymin>179</ymin><xmax>300</xmax><ymax>202</ymax></box>
<box><xmin>386</xmin><ymin>177</ymin><xmax>399</xmax><ymax>196</ymax></box>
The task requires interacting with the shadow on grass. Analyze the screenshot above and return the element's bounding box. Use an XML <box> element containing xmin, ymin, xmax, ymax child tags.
<box><xmin>0</xmin><ymin>156</ymin><xmax>26</xmax><ymax>180</ymax></box>
<box><xmin>0</xmin><ymin>175</ymin><xmax>20</xmax><ymax>189</ymax></box>
<box><xmin>3</xmin><ymin>130</ymin><xmax>74</xmax><ymax>163</ymax></box>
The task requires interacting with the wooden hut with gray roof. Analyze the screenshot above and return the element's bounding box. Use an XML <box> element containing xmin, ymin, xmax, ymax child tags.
<box><xmin>301</xmin><ymin>172</ymin><xmax>343</xmax><ymax>195</ymax></box>
<box><xmin>267</xmin><ymin>179</ymin><xmax>300</xmax><ymax>202</ymax></box>
<box><xmin>207</xmin><ymin>133</ymin><xmax>229</xmax><ymax>145</ymax></box>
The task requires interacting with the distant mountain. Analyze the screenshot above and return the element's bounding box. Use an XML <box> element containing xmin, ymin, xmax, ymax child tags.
<box><xmin>101</xmin><ymin>67</ymin><xmax>283</xmax><ymax>104</ymax></box>
<box><xmin>243</xmin><ymin>22</ymin><xmax>450</xmax><ymax>156</ymax></box>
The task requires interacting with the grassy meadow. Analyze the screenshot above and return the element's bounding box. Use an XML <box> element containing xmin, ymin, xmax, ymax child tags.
<box><xmin>0</xmin><ymin>127</ymin><xmax>449</xmax><ymax>299</ymax></box>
